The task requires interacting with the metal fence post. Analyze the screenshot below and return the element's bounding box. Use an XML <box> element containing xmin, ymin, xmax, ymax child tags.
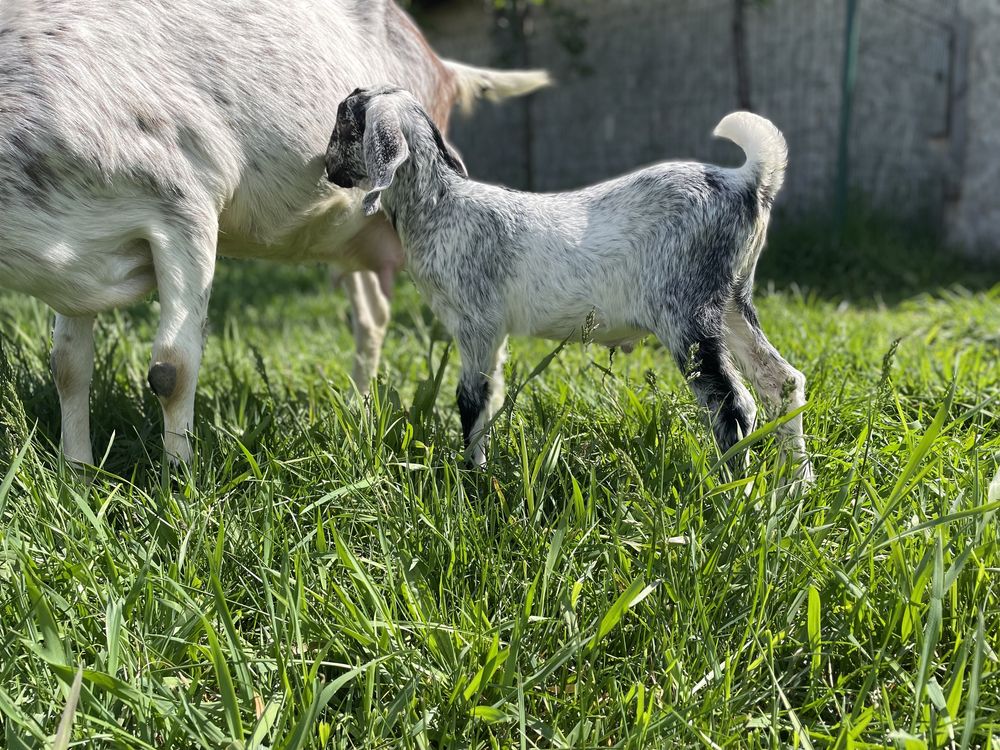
<box><xmin>835</xmin><ymin>0</ymin><xmax>860</xmax><ymax>228</ymax></box>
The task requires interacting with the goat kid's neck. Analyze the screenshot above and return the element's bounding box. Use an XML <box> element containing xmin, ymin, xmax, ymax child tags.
<box><xmin>379</xmin><ymin>145</ymin><xmax>461</xmax><ymax>251</ymax></box>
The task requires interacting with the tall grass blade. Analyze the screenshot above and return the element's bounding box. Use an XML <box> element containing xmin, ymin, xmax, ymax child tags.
<box><xmin>51</xmin><ymin>666</ymin><xmax>83</xmax><ymax>750</ymax></box>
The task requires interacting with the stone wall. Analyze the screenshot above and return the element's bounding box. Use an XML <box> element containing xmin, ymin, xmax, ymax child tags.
<box><xmin>420</xmin><ymin>0</ymin><xmax>994</xmax><ymax>253</ymax></box>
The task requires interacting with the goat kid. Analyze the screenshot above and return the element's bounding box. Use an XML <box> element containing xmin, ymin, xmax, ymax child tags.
<box><xmin>0</xmin><ymin>0</ymin><xmax>547</xmax><ymax>467</ymax></box>
<box><xmin>326</xmin><ymin>87</ymin><xmax>814</xmax><ymax>482</ymax></box>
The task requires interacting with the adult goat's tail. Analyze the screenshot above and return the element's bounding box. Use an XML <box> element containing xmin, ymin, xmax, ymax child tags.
<box><xmin>713</xmin><ymin>112</ymin><xmax>787</xmax><ymax>208</ymax></box>
<box><xmin>444</xmin><ymin>60</ymin><xmax>552</xmax><ymax>113</ymax></box>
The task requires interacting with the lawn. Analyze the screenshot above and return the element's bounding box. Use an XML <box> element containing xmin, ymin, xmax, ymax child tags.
<box><xmin>1</xmin><ymin>218</ymin><xmax>999</xmax><ymax>748</ymax></box>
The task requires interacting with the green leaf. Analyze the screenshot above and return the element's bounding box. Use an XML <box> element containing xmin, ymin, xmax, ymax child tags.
<box><xmin>911</xmin><ymin>536</ymin><xmax>944</xmax><ymax>731</ymax></box>
<box><xmin>0</xmin><ymin>431</ymin><xmax>31</xmax><ymax>516</ymax></box>
<box><xmin>590</xmin><ymin>578</ymin><xmax>655</xmax><ymax>651</ymax></box>
<box><xmin>201</xmin><ymin>617</ymin><xmax>245</xmax><ymax>742</ymax></box>
<box><xmin>959</xmin><ymin>609</ymin><xmax>986</xmax><ymax>750</ymax></box>
<box><xmin>807</xmin><ymin>585</ymin><xmax>822</xmax><ymax>676</ymax></box>
<box><xmin>52</xmin><ymin>667</ymin><xmax>83</xmax><ymax>750</ymax></box>
<box><xmin>247</xmin><ymin>696</ymin><xmax>283</xmax><ymax>750</ymax></box>
<box><xmin>471</xmin><ymin>706</ymin><xmax>510</xmax><ymax>723</ymax></box>
<box><xmin>105</xmin><ymin>598</ymin><xmax>123</xmax><ymax>676</ymax></box>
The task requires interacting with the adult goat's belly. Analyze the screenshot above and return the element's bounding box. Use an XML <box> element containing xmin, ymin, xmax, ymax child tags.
<box><xmin>5</xmin><ymin>238</ymin><xmax>157</xmax><ymax>316</ymax></box>
<box><xmin>216</xmin><ymin>188</ymin><xmax>370</xmax><ymax>266</ymax></box>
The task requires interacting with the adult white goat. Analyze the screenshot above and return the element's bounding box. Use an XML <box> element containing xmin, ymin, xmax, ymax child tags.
<box><xmin>0</xmin><ymin>0</ymin><xmax>548</xmax><ymax>465</ymax></box>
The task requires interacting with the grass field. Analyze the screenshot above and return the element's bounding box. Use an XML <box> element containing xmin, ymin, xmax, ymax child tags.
<box><xmin>1</xmin><ymin>218</ymin><xmax>999</xmax><ymax>748</ymax></box>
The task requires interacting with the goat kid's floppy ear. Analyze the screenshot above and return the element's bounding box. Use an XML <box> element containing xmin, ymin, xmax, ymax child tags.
<box><xmin>362</xmin><ymin>101</ymin><xmax>410</xmax><ymax>217</ymax></box>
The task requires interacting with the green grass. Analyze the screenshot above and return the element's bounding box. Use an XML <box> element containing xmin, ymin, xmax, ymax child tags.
<box><xmin>1</xmin><ymin>219</ymin><xmax>999</xmax><ymax>749</ymax></box>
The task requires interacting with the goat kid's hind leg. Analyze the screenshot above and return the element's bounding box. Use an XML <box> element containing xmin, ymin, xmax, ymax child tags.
<box><xmin>148</xmin><ymin>216</ymin><xmax>217</xmax><ymax>465</ymax></box>
<box><xmin>341</xmin><ymin>271</ymin><xmax>390</xmax><ymax>396</ymax></box>
<box><xmin>52</xmin><ymin>313</ymin><xmax>95</xmax><ymax>466</ymax></box>
<box><xmin>726</xmin><ymin>299</ymin><xmax>814</xmax><ymax>484</ymax></box>
<box><xmin>663</xmin><ymin>322</ymin><xmax>757</xmax><ymax>470</ymax></box>
<box><xmin>455</xmin><ymin>332</ymin><xmax>507</xmax><ymax>468</ymax></box>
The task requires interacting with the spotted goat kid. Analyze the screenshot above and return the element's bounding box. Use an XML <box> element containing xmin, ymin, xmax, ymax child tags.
<box><xmin>326</xmin><ymin>87</ymin><xmax>813</xmax><ymax>482</ymax></box>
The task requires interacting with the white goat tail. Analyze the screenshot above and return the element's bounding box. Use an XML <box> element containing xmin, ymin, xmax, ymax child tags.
<box><xmin>445</xmin><ymin>60</ymin><xmax>552</xmax><ymax>113</ymax></box>
<box><xmin>714</xmin><ymin>111</ymin><xmax>788</xmax><ymax>205</ymax></box>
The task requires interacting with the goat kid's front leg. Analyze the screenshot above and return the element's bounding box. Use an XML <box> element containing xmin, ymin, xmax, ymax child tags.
<box><xmin>455</xmin><ymin>333</ymin><xmax>507</xmax><ymax>468</ymax></box>
<box><xmin>148</xmin><ymin>219</ymin><xmax>217</xmax><ymax>465</ymax></box>
<box><xmin>52</xmin><ymin>313</ymin><xmax>96</xmax><ymax>466</ymax></box>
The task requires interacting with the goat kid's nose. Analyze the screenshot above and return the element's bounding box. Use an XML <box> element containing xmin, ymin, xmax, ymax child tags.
<box><xmin>327</xmin><ymin>166</ymin><xmax>355</xmax><ymax>189</ymax></box>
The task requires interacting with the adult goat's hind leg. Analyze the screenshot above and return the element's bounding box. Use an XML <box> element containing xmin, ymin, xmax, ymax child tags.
<box><xmin>52</xmin><ymin>313</ymin><xmax>95</xmax><ymax>466</ymax></box>
<box><xmin>342</xmin><ymin>271</ymin><xmax>391</xmax><ymax>395</ymax></box>
<box><xmin>148</xmin><ymin>214</ymin><xmax>217</xmax><ymax>465</ymax></box>
<box><xmin>336</xmin><ymin>216</ymin><xmax>402</xmax><ymax>395</ymax></box>
<box><xmin>725</xmin><ymin>295</ymin><xmax>813</xmax><ymax>484</ymax></box>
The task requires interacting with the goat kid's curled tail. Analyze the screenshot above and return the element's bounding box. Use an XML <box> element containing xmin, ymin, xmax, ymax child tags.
<box><xmin>713</xmin><ymin>112</ymin><xmax>787</xmax><ymax>208</ymax></box>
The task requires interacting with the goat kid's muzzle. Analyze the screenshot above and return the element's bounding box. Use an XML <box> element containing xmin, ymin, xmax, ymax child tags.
<box><xmin>327</xmin><ymin>166</ymin><xmax>355</xmax><ymax>189</ymax></box>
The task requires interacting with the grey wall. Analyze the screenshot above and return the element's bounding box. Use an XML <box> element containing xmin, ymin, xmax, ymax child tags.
<box><xmin>421</xmin><ymin>0</ymin><xmax>996</xmax><ymax>255</ymax></box>
<box><xmin>947</xmin><ymin>0</ymin><xmax>1000</xmax><ymax>257</ymax></box>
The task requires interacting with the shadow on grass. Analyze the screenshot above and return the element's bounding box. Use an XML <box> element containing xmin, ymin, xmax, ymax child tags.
<box><xmin>758</xmin><ymin>209</ymin><xmax>1000</xmax><ymax>306</ymax></box>
<box><xmin>207</xmin><ymin>259</ymin><xmax>332</xmax><ymax>327</ymax></box>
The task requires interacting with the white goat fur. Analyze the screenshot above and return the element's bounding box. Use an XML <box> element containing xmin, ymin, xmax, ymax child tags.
<box><xmin>0</xmin><ymin>0</ymin><xmax>549</xmax><ymax>465</ymax></box>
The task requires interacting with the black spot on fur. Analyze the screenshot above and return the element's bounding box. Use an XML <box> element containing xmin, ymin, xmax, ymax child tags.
<box><xmin>456</xmin><ymin>377</ymin><xmax>489</xmax><ymax>446</ymax></box>
<box><xmin>703</xmin><ymin>169</ymin><xmax>725</xmax><ymax>193</ymax></box>
<box><xmin>134</xmin><ymin>112</ymin><xmax>160</xmax><ymax>135</ymax></box>
<box><xmin>22</xmin><ymin>157</ymin><xmax>52</xmax><ymax>193</ymax></box>
<box><xmin>740</xmin><ymin>184</ymin><xmax>759</xmax><ymax>221</ymax></box>
<box><xmin>759</xmin><ymin>185</ymin><xmax>776</xmax><ymax>211</ymax></box>
<box><xmin>7</xmin><ymin>131</ymin><xmax>57</xmax><ymax>203</ymax></box>
<box><xmin>148</xmin><ymin>362</ymin><xmax>178</xmax><ymax>398</ymax></box>
<box><xmin>346</xmin><ymin>92</ymin><xmax>370</xmax><ymax>134</ymax></box>
<box><xmin>420</xmin><ymin>111</ymin><xmax>466</xmax><ymax>177</ymax></box>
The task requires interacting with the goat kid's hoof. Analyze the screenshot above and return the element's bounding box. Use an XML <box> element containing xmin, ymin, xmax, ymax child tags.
<box><xmin>782</xmin><ymin>459</ymin><xmax>815</xmax><ymax>497</ymax></box>
<box><xmin>463</xmin><ymin>446</ymin><xmax>488</xmax><ymax>470</ymax></box>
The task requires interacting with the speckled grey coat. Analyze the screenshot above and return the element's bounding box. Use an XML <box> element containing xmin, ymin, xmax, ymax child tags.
<box><xmin>326</xmin><ymin>87</ymin><xmax>812</xmax><ymax>482</ymax></box>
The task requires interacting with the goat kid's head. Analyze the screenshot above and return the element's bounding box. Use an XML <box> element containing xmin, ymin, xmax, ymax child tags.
<box><xmin>325</xmin><ymin>86</ymin><xmax>467</xmax><ymax>217</ymax></box>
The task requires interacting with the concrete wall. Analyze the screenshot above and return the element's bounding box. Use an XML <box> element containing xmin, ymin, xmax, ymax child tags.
<box><xmin>849</xmin><ymin>0</ymin><xmax>954</xmax><ymax>218</ymax></box>
<box><xmin>947</xmin><ymin>0</ymin><xmax>1000</xmax><ymax>257</ymax></box>
<box><xmin>421</xmin><ymin>0</ymin><xmax>993</xmax><ymax>252</ymax></box>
